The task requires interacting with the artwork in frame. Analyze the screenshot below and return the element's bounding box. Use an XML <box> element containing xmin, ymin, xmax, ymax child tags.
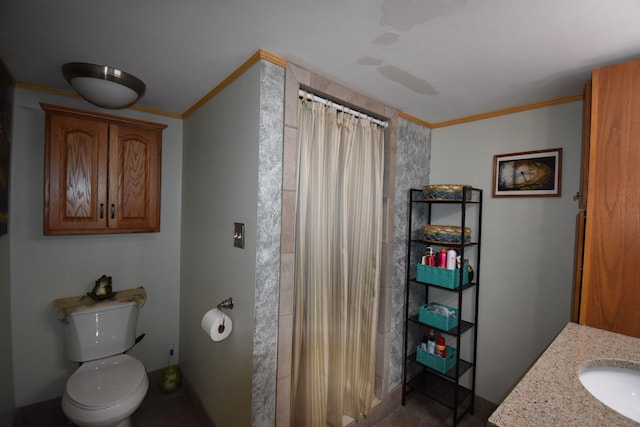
<box><xmin>492</xmin><ymin>148</ymin><xmax>562</xmax><ymax>197</ymax></box>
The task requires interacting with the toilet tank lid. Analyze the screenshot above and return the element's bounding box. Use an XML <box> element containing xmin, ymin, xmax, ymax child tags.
<box><xmin>54</xmin><ymin>286</ymin><xmax>146</xmax><ymax>320</ymax></box>
<box><xmin>68</xmin><ymin>300</ymin><xmax>137</xmax><ymax>317</ymax></box>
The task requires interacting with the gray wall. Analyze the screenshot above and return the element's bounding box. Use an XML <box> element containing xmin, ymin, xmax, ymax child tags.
<box><xmin>429</xmin><ymin>101</ymin><xmax>583</xmax><ymax>403</ymax></box>
<box><xmin>9</xmin><ymin>88</ymin><xmax>183</xmax><ymax>406</ymax></box>
<box><xmin>0</xmin><ymin>59</ymin><xmax>15</xmax><ymax>426</ymax></box>
<box><xmin>180</xmin><ymin>59</ymin><xmax>284</xmax><ymax>427</ymax></box>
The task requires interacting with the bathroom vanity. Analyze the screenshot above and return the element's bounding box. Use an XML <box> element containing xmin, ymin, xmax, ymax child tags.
<box><xmin>488</xmin><ymin>322</ymin><xmax>640</xmax><ymax>426</ymax></box>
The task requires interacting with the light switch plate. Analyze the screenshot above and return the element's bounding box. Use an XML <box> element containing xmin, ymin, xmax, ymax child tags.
<box><xmin>233</xmin><ymin>222</ymin><xmax>245</xmax><ymax>248</ymax></box>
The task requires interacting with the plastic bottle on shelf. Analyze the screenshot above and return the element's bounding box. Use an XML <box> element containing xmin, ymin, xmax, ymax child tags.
<box><xmin>438</xmin><ymin>248</ymin><xmax>447</xmax><ymax>268</ymax></box>
<box><xmin>435</xmin><ymin>336</ymin><xmax>447</xmax><ymax>358</ymax></box>
<box><xmin>420</xmin><ymin>331</ymin><xmax>429</xmax><ymax>351</ymax></box>
<box><xmin>426</xmin><ymin>329</ymin><xmax>436</xmax><ymax>354</ymax></box>
<box><xmin>465</xmin><ymin>260</ymin><xmax>474</xmax><ymax>282</ymax></box>
<box><xmin>427</xmin><ymin>247</ymin><xmax>436</xmax><ymax>266</ymax></box>
<box><xmin>446</xmin><ymin>248</ymin><xmax>457</xmax><ymax>270</ymax></box>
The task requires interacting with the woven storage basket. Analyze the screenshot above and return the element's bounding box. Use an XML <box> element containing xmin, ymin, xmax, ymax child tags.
<box><xmin>416</xmin><ymin>345</ymin><xmax>457</xmax><ymax>374</ymax></box>
<box><xmin>419</xmin><ymin>302</ymin><xmax>458</xmax><ymax>330</ymax></box>
<box><xmin>422</xmin><ymin>184</ymin><xmax>472</xmax><ymax>201</ymax></box>
<box><xmin>423</xmin><ymin>224</ymin><xmax>471</xmax><ymax>244</ymax></box>
<box><xmin>416</xmin><ymin>264</ymin><xmax>470</xmax><ymax>289</ymax></box>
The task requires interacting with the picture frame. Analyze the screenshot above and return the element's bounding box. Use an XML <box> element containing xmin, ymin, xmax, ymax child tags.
<box><xmin>492</xmin><ymin>148</ymin><xmax>562</xmax><ymax>197</ymax></box>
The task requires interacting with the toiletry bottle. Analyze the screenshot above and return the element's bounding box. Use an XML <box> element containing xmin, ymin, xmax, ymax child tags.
<box><xmin>161</xmin><ymin>344</ymin><xmax>180</xmax><ymax>393</ymax></box>
<box><xmin>446</xmin><ymin>248</ymin><xmax>457</xmax><ymax>270</ymax></box>
<box><xmin>426</xmin><ymin>247</ymin><xmax>436</xmax><ymax>266</ymax></box>
<box><xmin>438</xmin><ymin>248</ymin><xmax>447</xmax><ymax>268</ymax></box>
<box><xmin>420</xmin><ymin>331</ymin><xmax>429</xmax><ymax>352</ymax></box>
<box><xmin>465</xmin><ymin>260</ymin><xmax>474</xmax><ymax>282</ymax></box>
<box><xmin>427</xmin><ymin>329</ymin><xmax>436</xmax><ymax>354</ymax></box>
<box><xmin>435</xmin><ymin>336</ymin><xmax>447</xmax><ymax>358</ymax></box>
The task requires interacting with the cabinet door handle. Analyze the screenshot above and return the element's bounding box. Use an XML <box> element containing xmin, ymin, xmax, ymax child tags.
<box><xmin>99</xmin><ymin>203</ymin><xmax>104</xmax><ymax>219</ymax></box>
<box><xmin>111</xmin><ymin>204</ymin><xmax>115</xmax><ymax>219</ymax></box>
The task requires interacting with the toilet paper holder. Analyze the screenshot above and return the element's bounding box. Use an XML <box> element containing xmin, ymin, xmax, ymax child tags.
<box><xmin>217</xmin><ymin>297</ymin><xmax>234</xmax><ymax>311</ymax></box>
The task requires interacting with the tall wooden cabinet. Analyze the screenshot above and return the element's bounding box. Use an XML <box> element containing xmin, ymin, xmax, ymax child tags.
<box><xmin>576</xmin><ymin>59</ymin><xmax>640</xmax><ymax>338</ymax></box>
<box><xmin>42</xmin><ymin>103</ymin><xmax>166</xmax><ymax>235</ymax></box>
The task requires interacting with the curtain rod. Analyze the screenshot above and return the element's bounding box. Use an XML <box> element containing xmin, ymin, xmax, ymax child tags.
<box><xmin>298</xmin><ymin>90</ymin><xmax>388</xmax><ymax>128</ymax></box>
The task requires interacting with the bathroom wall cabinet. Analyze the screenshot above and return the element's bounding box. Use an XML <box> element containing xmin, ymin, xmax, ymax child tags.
<box><xmin>42</xmin><ymin>103</ymin><xmax>166</xmax><ymax>235</ymax></box>
<box><xmin>402</xmin><ymin>187</ymin><xmax>482</xmax><ymax>426</ymax></box>
<box><xmin>575</xmin><ymin>59</ymin><xmax>640</xmax><ymax>338</ymax></box>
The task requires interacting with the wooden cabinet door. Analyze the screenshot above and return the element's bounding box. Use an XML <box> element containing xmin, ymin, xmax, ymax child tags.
<box><xmin>44</xmin><ymin>113</ymin><xmax>108</xmax><ymax>234</ymax></box>
<box><xmin>578</xmin><ymin>80</ymin><xmax>591</xmax><ymax>210</ymax></box>
<box><xmin>42</xmin><ymin>103</ymin><xmax>165</xmax><ymax>235</ymax></box>
<box><xmin>108</xmin><ymin>123</ymin><xmax>161</xmax><ymax>232</ymax></box>
<box><xmin>579</xmin><ymin>59</ymin><xmax>640</xmax><ymax>338</ymax></box>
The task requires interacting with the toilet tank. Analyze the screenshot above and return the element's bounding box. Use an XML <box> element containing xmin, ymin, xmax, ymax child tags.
<box><xmin>64</xmin><ymin>301</ymin><xmax>139</xmax><ymax>362</ymax></box>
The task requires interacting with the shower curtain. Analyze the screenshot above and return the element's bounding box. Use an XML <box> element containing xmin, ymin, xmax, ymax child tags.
<box><xmin>291</xmin><ymin>98</ymin><xmax>384</xmax><ymax>426</ymax></box>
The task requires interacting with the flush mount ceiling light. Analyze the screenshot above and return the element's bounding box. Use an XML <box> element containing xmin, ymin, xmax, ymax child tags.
<box><xmin>62</xmin><ymin>62</ymin><xmax>146</xmax><ymax>109</ymax></box>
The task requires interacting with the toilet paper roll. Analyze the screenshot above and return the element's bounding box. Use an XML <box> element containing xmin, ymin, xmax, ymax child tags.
<box><xmin>201</xmin><ymin>308</ymin><xmax>232</xmax><ymax>341</ymax></box>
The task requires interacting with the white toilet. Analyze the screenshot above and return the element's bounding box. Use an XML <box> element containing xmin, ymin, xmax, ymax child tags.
<box><xmin>61</xmin><ymin>301</ymin><xmax>149</xmax><ymax>427</ymax></box>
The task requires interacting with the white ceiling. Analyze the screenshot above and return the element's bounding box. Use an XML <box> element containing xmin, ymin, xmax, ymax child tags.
<box><xmin>2</xmin><ymin>0</ymin><xmax>640</xmax><ymax>124</ymax></box>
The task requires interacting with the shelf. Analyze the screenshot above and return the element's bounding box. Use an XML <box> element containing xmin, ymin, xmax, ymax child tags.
<box><xmin>407</xmin><ymin>352</ymin><xmax>473</xmax><ymax>380</ymax></box>
<box><xmin>411</xmin><ymin>198</ymin><xmax>481</xmax><ymax>205</ymax></box>
<box><xmin>408</xmin><ymin>315</ymin><xmax>475</xmax><ymax>336</ymax></box>
<box><xmin>411</xmin><ymin>239</ymin><xmax>479</xmax><ymax>248</ymax></box>
<box><xmin>406</xmin><ymin>371</ymin><xmax>473</xmax><ymax>416</ymax></box>
<box><xmin>409</xmin><ymin>278</ymin><xmax>478</xmax><ymax>292</ymax></box>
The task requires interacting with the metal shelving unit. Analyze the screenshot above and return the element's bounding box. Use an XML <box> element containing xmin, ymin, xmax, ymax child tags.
<box><xmin>401</xmin><ymin>187</ymin><xmax>482</xmax><ymax>426</ymax></box>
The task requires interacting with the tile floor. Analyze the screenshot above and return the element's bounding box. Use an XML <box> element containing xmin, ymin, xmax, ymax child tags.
<box><xmin>15</xmin><ymin>375</ymin><xmax>496</xmax><ymax>426</ymax></box>
<box><xmin>370</xmin><ymin>393</ymin><xmax>496</xmax><ymax>427</ymax></box>
<box><xmin>15</xmin><ymin>370</ymin><xmax>208</xmax><ymax>427</ymax></box>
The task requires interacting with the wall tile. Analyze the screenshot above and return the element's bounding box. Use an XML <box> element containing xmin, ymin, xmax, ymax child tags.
<box><xmin>276</xmin><ymin>313</ymin><xmax>293</xmax><ymax>378</ymax></box>
<box><xmin>282</xmin><ymin>127</ymin><xmax>298</xmax><ymax>192</ymax></box>
<box><xmin>252</xmin><ymin>59</ymin><xmax>285</xmax><ymax>427</ymax></box>
<box><xmin>279</xmin><ymin>253</ymin><xmax>294</xmax><ymax>316</ymax></box>
<box><xmin>280</xmin><ymin>190</ymin><xmax>296</xmax><ymax>254</ymax></box>
<box><xmin>275</xmin><ymin>375</ymin><xmax>291</xmax><ymax>427</ymax></box>
<box><xmin>388</xmin><ymin>118</ymin><xmax>431</xmax><ymax>390</ymax></box>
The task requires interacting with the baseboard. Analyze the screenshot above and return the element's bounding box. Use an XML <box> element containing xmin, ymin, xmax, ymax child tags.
<box><xmin>345</xmin><ymin>385</ymin><xmax>498</xmax><ymax>427</ymax></box>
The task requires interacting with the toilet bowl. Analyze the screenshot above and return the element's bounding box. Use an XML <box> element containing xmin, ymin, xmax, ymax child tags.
<box><xmin>62</xmin><ymin>354</ymin><xmax>149</xmax><ymax>427</ymax></box>
<box><xmin>60</xmin><ymin>301</ymin><xmax>148</xmax><ymax>427</ymax></box>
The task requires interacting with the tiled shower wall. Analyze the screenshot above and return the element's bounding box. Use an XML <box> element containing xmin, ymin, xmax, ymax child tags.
<box><xmin>252</xmin><ymin>60</ymin><xmax>285</xmax><ymax>427</ymax></box>
<box><xmin>389</xmin><ymin>119</ymin><xmax>431</xmax><ymax>389</ymax></box>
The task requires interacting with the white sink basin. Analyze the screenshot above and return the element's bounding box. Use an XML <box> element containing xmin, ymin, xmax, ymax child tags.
<box><xmin>579</xmin><ymin>360</ymin><xmax>640</xmax><ymax>423</ymax></box>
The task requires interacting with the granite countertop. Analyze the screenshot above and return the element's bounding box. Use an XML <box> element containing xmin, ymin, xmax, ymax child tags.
<box><xmin>489</xmin><ymin>322</ymin><xmax>640</xmax><ymax>426</ymax></box>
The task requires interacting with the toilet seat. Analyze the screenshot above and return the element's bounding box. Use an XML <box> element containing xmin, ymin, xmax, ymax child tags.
<box><xmin>66</xmin><ymin>354</ymin><xmax>147</xmax><ymax>409</ymax></box>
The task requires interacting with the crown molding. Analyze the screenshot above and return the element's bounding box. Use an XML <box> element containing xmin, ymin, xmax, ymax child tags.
<box><xmin>182</xmin><ymin>49</ymin><xmax>287</xmax><ymax>118</ymax></box>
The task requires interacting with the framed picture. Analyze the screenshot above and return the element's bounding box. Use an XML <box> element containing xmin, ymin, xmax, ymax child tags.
<box><xmin>492</xmin><ymin>148</ymin><xmax>562</xmax><ymax>197</ymax></box>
